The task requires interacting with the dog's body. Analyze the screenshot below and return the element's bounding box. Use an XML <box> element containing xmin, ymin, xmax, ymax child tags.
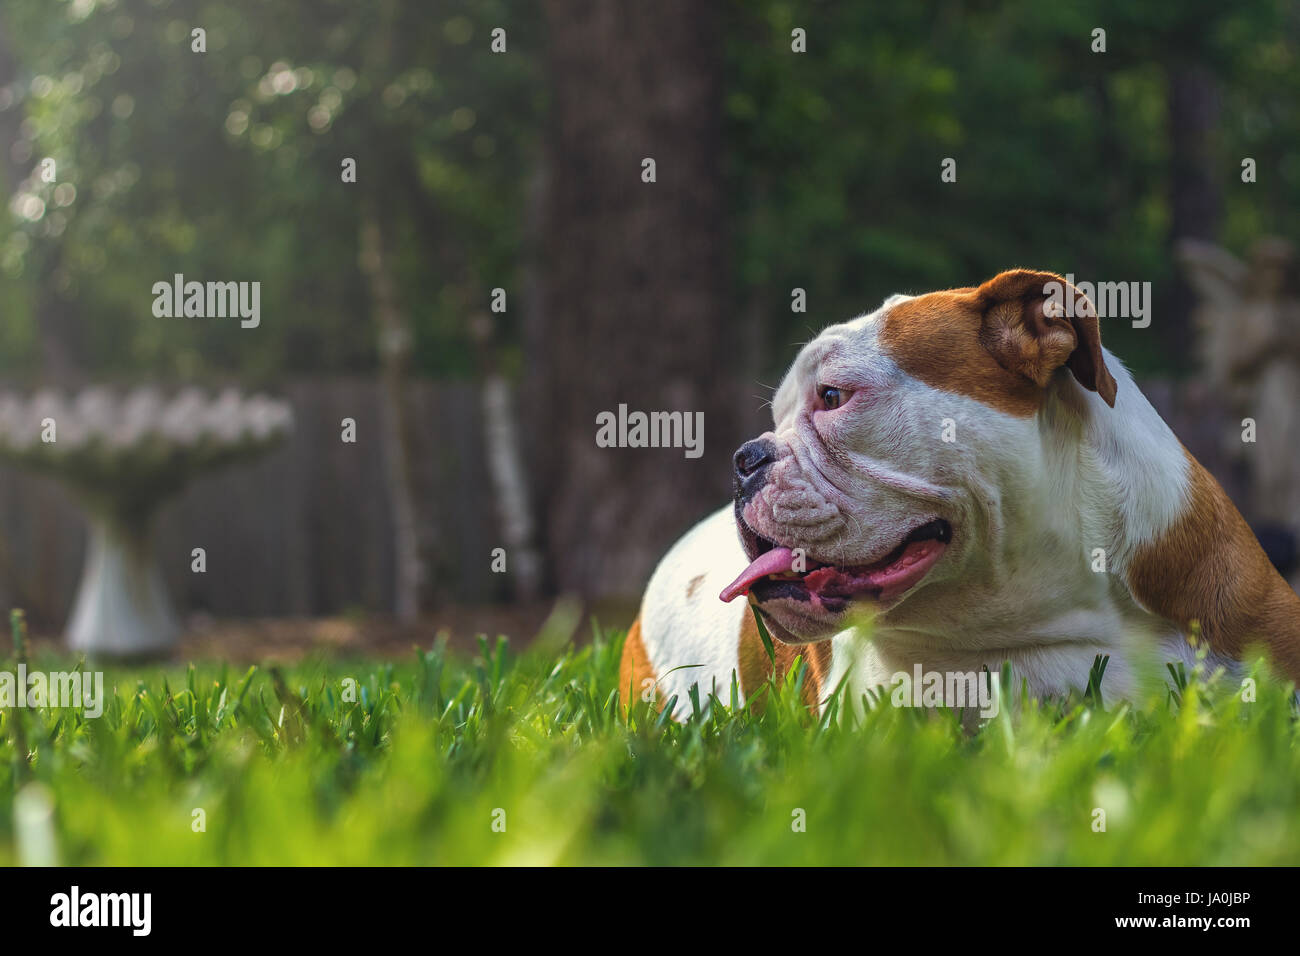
<box><xmin>621</xmin><ymin>271</ymin><xmax>1300</xmax><ymax>717</ymax></box>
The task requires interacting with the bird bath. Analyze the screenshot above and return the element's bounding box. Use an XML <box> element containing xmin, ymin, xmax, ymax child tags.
<box><xmin>0</xmin><ymin>386</ymin><xmax>293</xmax><ymax>657</ymax></box>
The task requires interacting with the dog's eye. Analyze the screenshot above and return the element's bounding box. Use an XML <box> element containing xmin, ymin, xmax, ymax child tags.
<box><xmin>818</xmin><ymin>385</ymin><xmax>849</xmax><ymax>410</ymax></box>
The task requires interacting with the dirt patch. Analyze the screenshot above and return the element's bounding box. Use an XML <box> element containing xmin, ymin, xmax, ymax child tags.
<box><xmin>26</xmin><ymin>598</ymin><xmax>638</xmax><ymax>665</ymax></box>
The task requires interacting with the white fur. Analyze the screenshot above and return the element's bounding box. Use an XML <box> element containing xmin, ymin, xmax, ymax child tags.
<box><xmin>639</xmin><ymin>506</ymin><xmax>750</xmax><ymax>717</ymax></box>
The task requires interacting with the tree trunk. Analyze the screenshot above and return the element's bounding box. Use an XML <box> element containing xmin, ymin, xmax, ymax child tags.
<box><xmin>534</xmin><ymin>1</ymin><xmax>738</xmax><ymax>598</ymax></box>
<box><xmin>472</xmin><ymin>304</ymin><xmax>543</xmax><ymax>602</ymax></box>
<box><xmin>359</xmin><ymin>205</ymin><xmax>425</xmax><ymax>621</ymax></box>
<box><xmin>1166</xmin><ymin>63</ymin><xmax>1223</xmax><ymax>371</ymax></box>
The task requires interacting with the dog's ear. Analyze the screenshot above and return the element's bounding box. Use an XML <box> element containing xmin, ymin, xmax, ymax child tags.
<box><xmin>974</xmin><ymin>269</ymin><xmax>1117</xmax><ymax>407</ymax></box>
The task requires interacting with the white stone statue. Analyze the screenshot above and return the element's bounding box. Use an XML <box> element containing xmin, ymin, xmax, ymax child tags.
<box><xmin>1178</xmin><ymin>237</ymin><xmax>1300</xmax><ymax>585</ymax></box>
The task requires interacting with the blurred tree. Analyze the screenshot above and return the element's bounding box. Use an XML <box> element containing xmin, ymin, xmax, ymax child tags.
<box><xmin>2</xmin><ymin>0</ymin><xmax>1297</xmax><ymax>607</ymax></box>
<box><xmin>725</xmin><ymin>0</ymin><xmax>1300</xmax><ymax>380</ymax></box>
<box><xmin>532</xmin><ymin>0</ymin><xmax>740</xmax><ymax>597</ymax></box>
<box><xmin>0</xmin><ymin>0</ymin><xmax>542</xmax><ymax>613</ymax></box>
<box><xmin>0</xmin><ymin>17</ymin><xmax>80</xmax><ymax>378</ymax></box>
<box><xmin>0</xmin><ymin>0</ymin><xmax>541</xmax><ymax>383</ymax></box>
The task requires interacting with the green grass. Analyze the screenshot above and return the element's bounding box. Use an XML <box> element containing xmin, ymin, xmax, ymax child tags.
<box><xmin>1</xmin><ymin>623</ymin><xmax>1298</xmax><ymax>865</ymax></box>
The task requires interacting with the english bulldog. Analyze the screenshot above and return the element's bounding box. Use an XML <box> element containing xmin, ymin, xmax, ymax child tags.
<box><xmin>620</xmin><ymin>269</ymin><xmax>1300</xmax><ymax>717</ymax></box>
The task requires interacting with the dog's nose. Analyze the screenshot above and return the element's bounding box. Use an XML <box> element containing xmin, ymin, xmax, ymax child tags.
<box><xmin>733</xmin><ymin>438</ymin><xmax>777</xmax><ymax>500</ymax></box>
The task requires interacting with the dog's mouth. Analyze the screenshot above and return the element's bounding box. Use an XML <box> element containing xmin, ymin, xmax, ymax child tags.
<box><xmin>719</xmin><ymin>518</ymin><xmax>952</xmax><ymax>613</ymax></box>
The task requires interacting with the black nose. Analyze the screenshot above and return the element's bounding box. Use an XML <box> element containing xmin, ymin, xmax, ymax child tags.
<box><xmin>733</xmin><ymin>438</ymin><xmax>777</xmax><ymax>501</ymax></box>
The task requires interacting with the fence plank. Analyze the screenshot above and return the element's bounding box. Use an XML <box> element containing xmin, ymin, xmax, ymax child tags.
<box><xmin>0</xmin><ymin>380</ymin><xmax>501</xmax><ymax>630</ymax></box>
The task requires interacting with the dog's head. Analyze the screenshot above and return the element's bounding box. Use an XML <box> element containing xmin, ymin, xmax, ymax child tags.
<box><xmin>722</xmin><ymin>269</ymin><xmax>1118</xmax><ymax>644</ymax></box>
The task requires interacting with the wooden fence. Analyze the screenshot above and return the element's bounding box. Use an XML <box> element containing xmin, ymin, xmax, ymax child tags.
<box><xmin>0</xmin><ymin>379</ymin><xmax>506</xmax><ymax>631</ymax></box>
<box><xmin>0</xmin><ymin>375</ymin><xmax>1250</xmax><ymax>632</ymax></box>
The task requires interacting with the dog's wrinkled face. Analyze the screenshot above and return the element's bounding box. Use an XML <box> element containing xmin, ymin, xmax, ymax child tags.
<box><xmin>721</xmin><ymin>269</ymin><xmax>1118</xmax><ymax>644</ymax></box>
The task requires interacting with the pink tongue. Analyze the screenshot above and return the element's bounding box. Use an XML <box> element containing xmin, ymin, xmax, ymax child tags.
<box><xmin>719</xmin><ymin>547</ymin><xmax>794</xmax><ymax>603</ymax></box>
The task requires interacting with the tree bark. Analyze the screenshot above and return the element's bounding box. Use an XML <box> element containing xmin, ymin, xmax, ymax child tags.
<box><xmin>472</xmin><ymin>305</ymin><xmax>543</xmax><ymax>602</ymax></box>
<box><xmin>1166</xmin><ymin>63</ymin><xmax>1223</xmax><ymax>371</ymax></box>
<box><xmin>359</xmin><ymin>205</ymin><xmax>425</xmax><ymax>621</ymax></box>
<box><xmin>534</xmin><ymin>1</ymin><xmax>739</xmax><ymax>597</ymax></box>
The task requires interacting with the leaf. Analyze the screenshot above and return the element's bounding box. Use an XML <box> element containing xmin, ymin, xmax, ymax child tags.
<box><xmin>750</xmin><ymin>605</ymin><xmax>777</xmax><ymax>665</ymax></box>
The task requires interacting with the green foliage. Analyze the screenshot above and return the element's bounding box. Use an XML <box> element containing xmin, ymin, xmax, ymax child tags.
<box><xmin>1</xmin><ymin>628</ymin><xmax>1296</xmax><ymax>865</ymax></box>
<box><xmin>0</xmin><ymin>0</ymin><xmax>541</xmax><ymax>381</ymax></box>
<box><xmin>2</xmin><ymin>0</ymin><xmax>1297</xmax><ymax>384</ymax></box>
<box><xmin>726</xmin><ymin>0</ymin><xmax>1300</xmax><ymax>377</ymax></box>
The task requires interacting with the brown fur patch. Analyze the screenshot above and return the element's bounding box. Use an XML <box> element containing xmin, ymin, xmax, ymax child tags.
<box><xmin>1128</xmin><ymin>449</ymin><xmax>1300</xmax><ymax>681</ymax></box>
<box><xmin>881</xmin><ymin>289</ymin><xmax>1046</xmax><ymax>417</ymax></box>
<box><xmin>685</xmin><ymin>574</ymin><xmax>705</xmax><ymax>599</ymax></box>
<box><xmin>618</xmin><ymin>617</ymin><xmax>661</xmax><ymax>713</ymax></box>
<box><xmin>736</xmin><ymin>608</ymin><xmax>833</xmax><ymax>710</ymax></box>
<box><xmin>879</xmin><ymin>270</ymin><xmax>1117</xmax><ymax>415</ymax></box>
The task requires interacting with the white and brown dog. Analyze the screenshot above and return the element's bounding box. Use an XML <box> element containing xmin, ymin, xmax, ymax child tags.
<box><xmin>620</xmin><ymin>269</ymin><xmax>1300</xmax><ymax>716</ymax></box>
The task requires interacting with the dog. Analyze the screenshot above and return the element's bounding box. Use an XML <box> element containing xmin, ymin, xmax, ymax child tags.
<box><xmin>620</xmin><ymin>269</ymin><xmax>1300</xmax><ymax>718</ymax></box>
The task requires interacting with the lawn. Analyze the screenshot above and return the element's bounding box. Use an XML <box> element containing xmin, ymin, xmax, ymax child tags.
<box><xmin>1</xmin><ymin>617</ymin><xmax>1298</xmax><ymax>866</ymax></box>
